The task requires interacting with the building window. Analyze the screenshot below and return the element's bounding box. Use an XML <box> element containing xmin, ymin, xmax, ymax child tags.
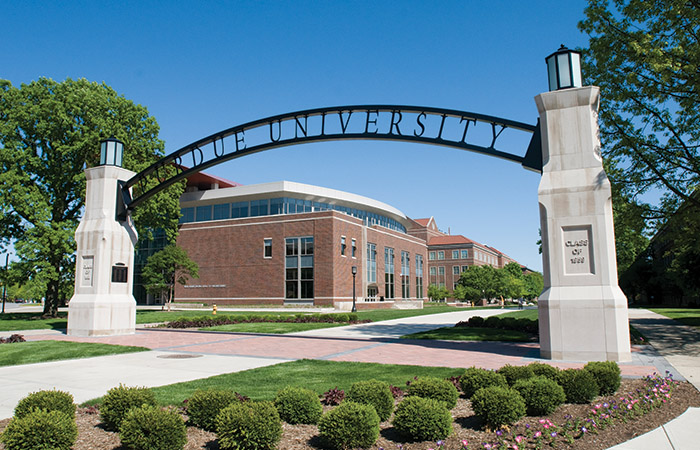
<box><xmin>452</xmin><ymin>250</ymin><xmax>459</xmax><ymax>259</ymax></box>
<box><xmin>462</xmin><ymin>265</ymin><xmax>469</xmax><ymax>272</ymax></box>
<box><xmin>415</xmin><ymin>254</ymin><xmax>424</xmax><ymax>299</ymax></box>
<box><xmin>429</xmin><ymin>251</ymin><xmax>436</xmax><ymax>260</ymax></box>
<box><xmin>461</xmin><ymin>249</ymin><xmax>468</xmax><ymax>259</ymax></box>
<box><xmin>213</xmin><ymin>204</ymin><xmax>230</xmax><ymax>220</ymax></box>
<box><xmin>195</xmin><ymin>205</ymin><xmax>212</xmax><ymax>222</ymax></box>
<box><xmin>429</xmin><ymin>267</ymin><xmax>437</xmax><ymax>276</ymax></box>
<box><xmin>250</xmin><ymin>199</ymin><xmax>269</xmax><ymax>217</ymax></box>
<box><xmin>367</xmin><ymin>243</ymin><xmax>377</xmax><ymax>284</ymax></box>
<box><xmin>351</xmin><ymin>238</ymin><xmax>357</xmax><ymax>258</ymax></box>
<box><xmin>341</xmin><ymin>236</ymin><xmax>346</xmax><ymax>256</ymax></box>
<box><xmin>385</xmin><ymin>247</ymin><xmax>395</xmax><ymax>299</ymax></box>
<box><xmin>231</xmin><ymin>201</ymin><xmax>249</xmax><ymax>218</ymax></box>
<box><xmin>438</xmin><ymin>266</ymin><xmax>445</xmax><ymax>288</ymax></box>
<box><xmin>264</xmin><ymin>238</ymin><xmax>272</xmax><ymax>258</ymax></box>
<box><xmin>453</xmin><ymin>266</ymin><xmax>460</xmax><ymax>275</ymax></box>
<box><xmin>285</xmin><ymin>237</ymin><xmax>314</xmax><ymax>300</ymax></box>
<box><xmin>179</xmin><ymin>207</ymin><xmax>194</xmax><ymax>224</ymax></box>
<box><xmin>438</xmin><ymin>266</ymin><xmax>445</xmax><ymax>276</ymax></box>
<box><xmin>437</xmin><ymin>251</ymin><xmax>445</xmax><ymax>260</ymax></box>
<box><xmin>401</xmin><ymin>251</ymin><xmax>410</xmax><ymax>299</ymax></box>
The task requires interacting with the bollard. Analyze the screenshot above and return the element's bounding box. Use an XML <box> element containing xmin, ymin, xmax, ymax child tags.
<box><xmin>213</xmin><ymin>304</ymin><xmax>217</xmax><ymax>315</ymax></box>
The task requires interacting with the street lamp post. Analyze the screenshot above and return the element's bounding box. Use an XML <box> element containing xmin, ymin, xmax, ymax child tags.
<box><xmin>1</xmin><ymin>254</ymin><xmax>7</xmax><ymax>314</ymax></box>
<box><xmin>351</xmin><ymin>266</ymin><xmax>357</xmax><ymax>313</ymax></box>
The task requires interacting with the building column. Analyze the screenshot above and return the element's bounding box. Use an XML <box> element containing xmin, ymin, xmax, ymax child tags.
<box><xmin>536</xmin><ymin>86</ymin><xmax>631</xmax><ymax>361</ymax></box>
<box><xmin>67</xmin><ymin>165</ymin><xmax>138</xmax><ymax>336</ymax></box>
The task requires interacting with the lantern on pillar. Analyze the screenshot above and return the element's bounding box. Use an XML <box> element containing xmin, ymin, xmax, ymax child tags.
<box><xmin>99</xmin><ymin>137</ymin><xmax>124</xmax><ymax>167</ymax></box>
<box><xmin>545</xmin><ymin>45</ymin><xmax>582</xmax><ymax>91</ymax></box>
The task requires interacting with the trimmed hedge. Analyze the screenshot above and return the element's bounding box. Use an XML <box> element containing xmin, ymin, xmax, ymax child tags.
<box><xmin>186</xmin><ymin>389</ymin><xmax>237</xmax><ymax>431</ymax></box>
<box><xmin>14</xmin><ymin>389</ymin><xmax>75</xmax><ymax>420</ymax></box>
<box><xmin>557</xmin><ymin>369</ymin><xmax>600</xmax><ymax>404</ymax></box>
<box><xmin>274</xmin><ymin>386</ymin><xmax>323</xmax><ymax>424</ymax></box>
<box><xmin>318</xmin><ymin>401</ymin><xmax>380</xmax><ymax>450</ymax></box>
<box><xmin>460</xmin><ymin>367</ymin><xmax>508</xmax><ymax>398</ymax></box>
<box><xmin>497</xmin><ymin>364</ymin><xmax>535</xmax><ymax>386</ymax></box>
<box><xmin>100</xmin><ymin>385</ymin><xmax>157</xmax><ymax>431</ymax></box>
<box><xmin>119</xmin><ymin>405</ymin><xmax>187</xmax><ymax>450</ymax></box>
<box><xmin>167</xmin><ymin>313</ymin><xmax>365</xmax><ymax>328</ymax></box>
<box><xmin>584</xmin><ymin>361</ymin><xmax>621</xmax><ymax>395</ymax></box>
<box><xmin>216</xmin><ymin>401</ymin><xmax>283</xmax><ymax>450</ymax></box>
<box><xmin>527</xmin><ymin>362</ymin><xmax>560</xmax><ymax>380</ymax></box>
<box><xmin>0</xmin><ymin>409</ymin><xmax>77</xmax><ymax>450</ymax></box>
<box><xmin>392</xmin><ymin>396</ymin><xmax>452</xmax><ymax>441</ymax></box>
<box><xmin>513</xmin><ymin>376</ymin><xmax>566</xmax><ymax>416</ymax></box>
<box><xmin>405</xmin><ymin>376</ymin><xmax>459</xmax><ymax>409</ymax></box>
<box><xmin>346</xmin><ymin>379</ymin><xmax>394</xmax><ymax>421</ymax></box>
<box><xmin>471</xmin><ymin>386</ymin><xmax>526</xmax><ymax>428</ymax></box>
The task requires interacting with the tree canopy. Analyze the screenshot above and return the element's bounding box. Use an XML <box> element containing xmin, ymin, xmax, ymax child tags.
<box><xmin>0</xmin><ymin>77</ymin><xmax>184</xmax><ymax>316</ymax></box>
<box><xmin>141</xmin><ymin>244</ymin><xmax>199</xmax><ymax>311</ymax></box>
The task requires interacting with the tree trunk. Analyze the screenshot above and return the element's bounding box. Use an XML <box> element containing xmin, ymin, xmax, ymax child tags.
<box><xmin>43</xmin><ymin>278</ymin><xmax>60</xmax><ymax>318</ymax></box>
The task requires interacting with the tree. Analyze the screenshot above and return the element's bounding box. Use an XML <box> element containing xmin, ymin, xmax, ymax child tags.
<box><xmin>0</xmin><ymin>78</ymin><xmax>184</xmax><ymax>317</ymax></box>
<box><xmin>578</xmin><ymin>0</ymin><xmax>700</xmax><ymax>219</ymax></box>
<box><xmin>141</xmin><ymin>244</ymin><xmax>199</xmax><ymax>311</ymax></box>
<box><xmin>522</xmin><ymin>272</ymin><xmax>544</xmax><ymax>301</ymax></box>
<box><xmin>454</xmin><ymin>265</ymin><xmax>504</xmax><ymax>303</ymax></box>
<box><xmin>501</xmin><ymin>262</ymin><xmax>526</xmax><ymax>301</ymax></box>
<box><xmin>427</xmin><ymin>284</ymin><xmax>450</xmax><ymax>302</ymax></box>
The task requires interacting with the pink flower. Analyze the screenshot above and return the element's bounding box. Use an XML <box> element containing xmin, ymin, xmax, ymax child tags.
<box><xmin>534</xmin><ymin>431</ymin><xmax>542</xmax><ymax>438</ymax></box>
<box><xmin>515</xmin><ymin>436</ymin><xmax>524</xmax><ymax>443</ymax></box>
<box><xmin>461</xmin><ymin>440</ymin><xmax>469</xmax><ymax>447</ymax></box>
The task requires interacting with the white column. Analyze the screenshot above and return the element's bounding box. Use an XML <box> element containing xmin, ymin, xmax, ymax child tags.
<box><xmin>67</xmin><ymin>165</ymin><xmax>137</xmax><ymax>336</ymax></box>
<box><xmin>536</xmin><ymin>86</ymin><xmax>631</xmax><ymax>361</ymax></box>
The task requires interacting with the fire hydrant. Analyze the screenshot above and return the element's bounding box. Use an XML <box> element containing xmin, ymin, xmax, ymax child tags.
<box><xmin>213</xmin><ymin>304</ymin><xmax>217</xmax><ymax>315</ymax></box>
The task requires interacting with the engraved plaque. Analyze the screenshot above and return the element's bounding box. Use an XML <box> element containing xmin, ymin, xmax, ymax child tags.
<box><xmin>81</xmin><ymin>256</ymin><xmax>94</xmax><ymax>287</ymax></box>
<box><xmin>562</xmin><ymin>226</ymin><xmax>594</xmax><ymax>275</ymax></box>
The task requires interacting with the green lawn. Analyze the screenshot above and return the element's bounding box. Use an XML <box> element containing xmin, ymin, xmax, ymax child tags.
<box><xmin>84</xmin><ymin>359</ymin><xmax>465</xmax><ymax>406</ymax></box>
<box><xmin>204</xmin><ymin>322</ymin><xmax>347</xmax><ymax>334</ymax></box>
<box><xmin>401</xmin><ymin>326</ymin><xmax>534</xmax><ymax>342</ymax></box>
<box><xmin>0</xmin><ymin>341</ymin><xmax>149</xmax><ymax>366</ymax></box>
<box><xmin>649</xmin><ymin>308</ymin><xmax>700</xmax><ymax>330</ymax></box>
<box><xmin>498</xmin><ymin>309</ymin><xmax>539</xmax><ymax>320</ymax></box>
<box><xmin>0</xmin><ymin>312</ymin><xmax>68</xmax><ymax>331</ymax></box>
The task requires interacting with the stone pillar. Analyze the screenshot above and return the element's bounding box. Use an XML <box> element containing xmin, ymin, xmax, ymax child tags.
<box><xmin>535</xmin><ymin>86</ymin><xmax>631</xmax><ymax>361</ymax></box>
<box><xmin>67</xmin><ymin>165</ymin><xmax>137</xmax><ymax>336</ymax></box>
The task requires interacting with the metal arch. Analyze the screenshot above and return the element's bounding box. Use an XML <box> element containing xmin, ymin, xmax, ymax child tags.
<box><xmin>121</xmin><ymin>105</ymin><xmax>542</xmax><ymax>214</ymax></box>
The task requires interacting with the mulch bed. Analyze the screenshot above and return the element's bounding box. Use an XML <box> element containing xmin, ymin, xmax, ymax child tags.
<box><xmin>1</xmin><ymin>379</ymin><xmax>699</xmax><ymax>450</ymax></box>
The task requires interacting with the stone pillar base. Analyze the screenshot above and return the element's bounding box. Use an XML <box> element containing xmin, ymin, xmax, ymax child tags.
<box><xmin>67</xmin><ymin>294</ymin><xmax>135</xmax><ymax>336</ymax></box>
<box><xmin>538</xmin><ymin>286</ymin><xmax>631</xmax><ymax>361</ymax></box>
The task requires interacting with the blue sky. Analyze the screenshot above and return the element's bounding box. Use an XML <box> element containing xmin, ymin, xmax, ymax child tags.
<box><xmin>4</xmin><ymin>0</ymin><xmax>592</xmax><ymax>271</ymax></box>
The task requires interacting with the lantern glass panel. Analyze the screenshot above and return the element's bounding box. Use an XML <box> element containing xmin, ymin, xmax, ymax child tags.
<box><xmin>557</xmin><ymin>53</ymin><xmax>572</xmax><ymax>88</ymax></box>
<box><xmin>571</xmin><ymin>52</ymin><xmax>582</xmax><ymax>88</ymax></box>
<box><xmin>547</xmin><ymin>57</ymin><xmax>558</xmax><ymax>91</ymax></box>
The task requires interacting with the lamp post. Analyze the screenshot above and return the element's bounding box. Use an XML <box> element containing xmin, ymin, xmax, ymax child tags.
<box><xmin>545</xmin><ymin>45</ymin><xmax>582</xmax><ymax>91</ymax></box>
<box><xmin>1</xmin><ymin>254</ymin><xmax>7</xmax><ymax>314</ymax></box>
<box><xmin>99</xmin><ymin>137</ymin><xmax>125</xmax><ymax>167</ymax></box>
<box><xmin>351</xmin><ymin>266</ymin><xmax>357</xmax><ymax>313</ymax></box>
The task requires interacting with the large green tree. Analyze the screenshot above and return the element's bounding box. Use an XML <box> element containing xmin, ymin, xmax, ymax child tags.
<box><xmin>0</xmin><ymin>78</ymin><xmax>184</xmax><ymax>317</ymax></box>
<box><xmin>141</xmin><ymin>244</ymin><xmax>199</xmax><ymax>311</ymax></box>
<box><xmin>454</xmin><ymin>264</ymin><xmax>504</xmax><ymax>303</ymax></box>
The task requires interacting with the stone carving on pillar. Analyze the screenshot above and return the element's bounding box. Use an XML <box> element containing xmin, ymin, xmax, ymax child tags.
<box><xmin>67</xmin><ymin>165</ymin><xmax>137</xmax><ymax>336</ymax></box>
<box><xmin>536</xmin><ymin>86</ymin><xmax>631</xmax><ymax>361</ymax></box>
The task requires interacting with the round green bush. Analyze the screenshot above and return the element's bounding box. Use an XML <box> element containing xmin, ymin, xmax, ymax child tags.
<box><xmin>459</xmin><ymin>367</ymin><xmax>508</xmax><ymax>398</ymax></box>
<box><xmin>392</xmin><ymin>396</ymin><xmax>452</xmax><ymax>441</ymax></box>
<box><xmin>497</xmin><ymin>364</ymin><xmax>535</xmax><ymax>386</ymax></box>
<box><xmin>471</xmin><ymin>386</ymin><xmax>526</xmax><ymax>428</ymax></box>
<box><xmin>346</xmin><ymin>379</ymin><xmax>394</xmax><ymax>421</ymax></box>
<box><xmin>187</xmin><ymin>389</ymin><xmax>237</xmax><ymax>431</ymax></box>
<box><xmin>405</xmin><ymin>376</ymin><xmax>459</xmax><ymax>409</ymax></box>
<box><xmin>100</xmin><ymin>384</ymin><xmax>157</xmax><ymax>431</ymax></box>
<box><xmin>484</xmin><ymin>316</ymin><xmax>502</xmax><ymax>328</ymax></box>
<box><xmin>0</xmin><ymin>409</ymin><xmax>77</xmax><ymax>450</ymax></box>
<box><xmin>119</xmin><ymin>405</ymin><xmax>187</xmax><ymax>450</ymax></box>
<box><xmin>513</xmin><ymin>376</ymin><xmax>566</xmax><ymax>416</ymax></box>
<box><xmin>468</xmin><ymin>316</ymin><xmax>485</xmax><ymax>327</ymax></box>
<box><xmin>584</xmin><ymin>361</ymin><xmax>621</xmax><ymax>395</ymax></box>
<box><xmin>216</xmin><ymin>401</ymin><xmax>282</xmax><ymax>450</ymax></box>
<box><xmin>318</xmin><ymin>401</ymin><xmax>380</xmax><ymax>450</ymax></box>
<box><xmin>557</xmin><ymin>369</ymin><xmax>600</xmax><ymax>404</ymax></box>
<box><xmin>14</xmin><ymin>389</ymin><xmax>75</xmax><ymax>420</ymax></box>
<box><xmin>274</xmin><ymin>386</ymin><xmax>323</xmax><ymax>424</ymax></box>
<box><xmin>527</xmin><ymin>362</ymin><xmax>560</xmax><ymax>380</ymax></box>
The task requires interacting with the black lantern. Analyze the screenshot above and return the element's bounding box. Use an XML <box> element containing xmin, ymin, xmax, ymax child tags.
<box><xmin>545</xmin><ymin>45</ymin><xmax>582</xmax><ymax>91</ymax></box>
<box><xmin>351</xmin><ymin>266</ymin><xmax>357</xmax><ymax>313</ymax></box>
<box><xmin>99</xmin><ymin>137</ymin><xmax>124</xmax><ymax>167</ymax></box>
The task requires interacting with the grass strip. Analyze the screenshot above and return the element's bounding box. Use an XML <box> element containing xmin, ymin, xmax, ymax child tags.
<box><xmin>0</xmin><ymin>341</ymin><xmax>149</xmax><ymax>367</ymax></box>
<box><xmin>203</xmin><ymin>322</ymin><xmax>347</xmax><ymax>334</ymax></box>
<box><xmin>401</xmin><ymin>326</ymin><xmax>533</xmax><ymax>342</ymax></box>
<box><xmin>649</xmin><ymin>308</ymin><xmax>700</xmax><ymax>330</ymax></box>
<box><xmin>84</xmin><ymin>359</ymin><xmax>465</xmax><ymax>406</ymax></box>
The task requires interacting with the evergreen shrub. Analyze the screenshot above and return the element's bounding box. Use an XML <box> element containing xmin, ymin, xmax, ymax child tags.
<box><xmin>186</xmin><ymin>389</ymin><xmax>237</xmax><ymax>431</ymax></box>
<box><xmin>584</xmin><ymin>361</ymin><xmax>621</xmax><ymax>395</ymax></box>
<box><xmin>468</xmin><ymin>316</ymin><xmax>485</xmax><ymax>327</ymax></box>
<box><xmin>498</xmin><ymin>364</ymin><xmax>535</xmax><ymax>386</ymax></box>
<box><xmin>405</xmin><ymin>376</ymin><xmax>459</xmax><ymax>409</ymax></box>
<box><xmin>527</xmin><ymin>362</ymin><xmax>560</xmax><ymax>380</ymax></box>
<box><xmin>392</xmin><ymin>396</ymin><xmax>452</xmax><ymax>441</ymax></box>
<box><xmin>0</xmin><ymin>409</ymin><xmax>77</xmax><ymax>450</ymax></box>
<box><xmin>557</xmin><ymin>369</ymin><xmax>600</xmax><ymax>404</ymax></box>
<box><xmin>100</xmin><ymin>384</ymin><xmax>157</xmax><ymax>431</ymax></box>
<box><xmin>471</xmin><ymin>386</ymin><xmax>526</xmax><ymax>428</ymax></box>
<box><xmin>318</xmin><ymin>401</ymin><xmax>380</xmax><ymax>450</ymax></box>
<box><xmin>216</xmin><ymin>401</ymin><xmax>282</xmax><ymax>450</ymax></box>
<box><xmin>119</xmin><ymin>405</ymin><xmax>187</xmax><ymax>450</ymax></box>
<box><xmin>346</xmin><ymin>379</ymin><xmax>394</xmax><ymax>421</ymax></box>
<box><xmin>14</xmin><ymin>389</ymin><xmax>75</xmax><ymax>420</ymax></box>
<box><xmin>274</xmin><ymin>386</ymin><xmax>323</xmax><ymax>424</ymax></box>
<box><xmin>513</xmin><ymin>376</ymin><xmax>566</xmax><ymax>416</ymax></box>
<box><xmin>459</xmin><ymin>367</ymin><xmax>508</xmax><ymax>398</ymax></box>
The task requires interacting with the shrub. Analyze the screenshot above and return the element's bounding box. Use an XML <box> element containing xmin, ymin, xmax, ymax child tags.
<box><xmin>460</xmin><ymin>367</ymin><xmax>508</xmax><ymax>398</ymax></box>
<box><xmin>346</xmin><ymin>379</ymin><xmax>394</xmax><ymax>421</ymax></box>
<box><xmin>274</xmin><ymin>386</ymin><xmax>322</xmax><ymax>424</ymax></box>
<box><xmin>318</xmin><ymin>401</ymin><xmax>380</xmax><ymax>450</ymax></box>
<box><xmin>216</xmin><ymin>401</ymin><xmax>282</xmax><ymax>450</ymax></box>
<box><xmin>468</xmin><ymin>316</ymin><xmax>485</xmax><ymax>327</ymax></box>
<box><xmin>527</xmin><ymin>362</ymin><xmax>560</xmax><ymax>380</ymax></box>
<box><xmin>100</xmin><ymin>384</ymin><xmax>157</xmax><ymax>431</ymax></box>
<box><xmin>484</xmin><ymin>316</ymin><xmax>501</xmax><ymax>328</ymax></box>
<box><xmin>471</xmin><ymin>386</ymin><xmax>526</xmax><ymax>428</ymax></box>
<box><xmin>0</xmin><ymin>409</ymin><xmax>77</xmax><ymax>450</ymax></box>
<box><xmin>513</xmin><ymin>376</ymin><xmax>566</xmax><ymax>416</ymax></box>
<box><xmin>334</xmin><ymin>313</ymin><xmax>350</xmax><ymax>322</ymax></box>
<box><xmin>498</xmin><ymin>364</ymin><xmax>535</xmax><ymax>386</ymax></box>
<box><xmin>321</xmin><ymin>387</ymin><xmax>345</xmax><ymax>405</ymax></box>
<box><xmin>584</xmin><ymin>361</ymin><xmax>621</xmax><ymax>395</ymax></box>
<box><xmin>557</xmin><ymin>369</ymin><xmax>600</xmax><ymax>404</ymax></box>
<box><xmin>0</xmin><ymin>334</ymin><xmax>25</xmax><ymax>344</ymax></box>
<box><xmin>186</xmin><ymin>389</ymin><xmax>237</xmax><ymax>431</ymax></box>
<box><xmin>405</xmin><ymin>376</ymin><xmax>459</xmax><ymax>409</ymax></box>
<box><xmin>14</xmin><ymin>389</ymin><xmax>75</xmax><ymax>419</ymax></box>
<box><xmin>119</xmin><ymin>405</ymin><xmax>187</xmax><ymax>450</ymax></box>
<box><xmin>392</xmin><ymin>396</ymin><xmax>452</xmax><ymax>441</ymax></box>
